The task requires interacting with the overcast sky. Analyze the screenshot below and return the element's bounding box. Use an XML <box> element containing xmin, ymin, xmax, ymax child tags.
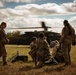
<box><xmin>0</xmin><ymin>0</ymin><xmax>76</xmax><ymax>33</ymax></box>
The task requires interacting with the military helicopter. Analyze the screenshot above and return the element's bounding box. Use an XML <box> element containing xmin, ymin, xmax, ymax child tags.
<box><xmin>7</xmin><ymin>22</ymin><xmax>61</xmax><ymax>45</ymax></box>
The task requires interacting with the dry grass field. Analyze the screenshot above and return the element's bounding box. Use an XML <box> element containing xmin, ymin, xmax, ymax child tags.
<box><xmin>0</xmin><ymin>45</ymin><xmax>76</xmax><ymax>75</ymax></box>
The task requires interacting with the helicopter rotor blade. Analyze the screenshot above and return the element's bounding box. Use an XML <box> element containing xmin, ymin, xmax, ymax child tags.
<box><xmin>6</xmin><ymin>26</ymin><xmax>76</xmax><ymax>30</ymax></box>
<box><xmin>6</xmin><ymin>27</ymin><xmax>41</xmax><ymax>29</ymax></box>
<box><xmin>6</xmin><ymin>27</ymin><xmax>51</xmax><ymax>29</ymax></box>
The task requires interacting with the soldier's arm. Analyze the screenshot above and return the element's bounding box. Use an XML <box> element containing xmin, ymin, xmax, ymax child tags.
<box><xmin>44</xmin><ymin>40</ymin><xmax>49</xmax><ymax>51</ymax></box>
<box><xmin>0</xmin><ymin>29</ymin><xmax>7</xmax><ymax>39</ymax></box>
<box><xmin>72</xmin><ymin>28</ymin><xmax>75</xmax><ymax>42</ymax></box>
<box><xmin>71</xmin><ymin>28</ymin><xmax>76</xmax><ymax>45</ymax></box>
<box><xmin>30</xmin><ymin>43</ymin><xmax>37</xmax><ymax>66</ymax></box>
<box><xmin>0</xmin><ymin>29</ymin><xmax>3</xmax><ymax>39</ymax></box>
<box><xmin>59</xmin><ymin>27</ymin><xmax>69</xmax><ymax>43</ymax></box>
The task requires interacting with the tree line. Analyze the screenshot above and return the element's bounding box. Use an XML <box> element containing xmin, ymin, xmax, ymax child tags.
<box><xmin>6</xmin><ymin>31</ymin><xmax>21</xmax><ymax>38</ymax></box>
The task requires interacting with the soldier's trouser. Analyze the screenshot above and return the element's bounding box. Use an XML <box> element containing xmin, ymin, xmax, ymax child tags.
<box><xmin>2</xmin><ymin>54</ymin><xmax>7</xmax><ymax>64</ymax></box>
<box><xmin>0</xmin><ymin>44</ymin><xmax>7</xmax><ymax>64</ymax></box>
<box><xmin>62</xmin><ymin>44</ymin><xmax>71</xmax><ymax>65</ymax></box>
<box><xmin>36</xmin><ymin>53</ymin><xmax>45</xmax><ymax>68</ymax></box>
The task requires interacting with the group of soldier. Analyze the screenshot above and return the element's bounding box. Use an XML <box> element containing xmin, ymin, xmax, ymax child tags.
<box><xmin>0</xmin><ymin>20</ymin><xmax>76</xmax><ymax>68</ymax></box>
<box><xmin>29</xmin><ymin>20</ymin><xmax>76</xmax><ymax>68</ymax></box>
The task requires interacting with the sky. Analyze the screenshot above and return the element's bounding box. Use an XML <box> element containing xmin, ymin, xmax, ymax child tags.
<box><xmin>0</xmin><ymin>0</ymin><xmax>76</xmax><ymax>33</ymax></box>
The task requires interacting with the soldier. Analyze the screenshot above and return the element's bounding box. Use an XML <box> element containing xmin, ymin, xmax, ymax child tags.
<box><xmin>50</xmin><ymin>40</ymin><xmax>60</xmax><ymax>58</ymax></box>
<box><xmin>0</xmin><ymin>22</ymin><xmax>9</xmax><ymax>65</ymax></box>
<box><xmin>50</xmin><ymin>40</ymin><xmax>64</xmax><ymax>62</ymax></box>
<box><xmin>36</xmin><ymin>32</ymin><xmax>50</xmax><ymax>68</ymax></box>
<box><xmin>29</xmin><ymin>37</ymin><xmax>37</xmax><ymax>66</ymax></box>
<box><xmin>59</xmin><ymin>20</ymin><xmax>75</xmax><ymax>66</ymax></box>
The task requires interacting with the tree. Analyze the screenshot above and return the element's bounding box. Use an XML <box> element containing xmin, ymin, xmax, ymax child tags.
<box><xmin>6</xmin><ymin>31</ymin><xmax>21</xmax><ymax>38</ymax></box>
<box><xmin>12</xmin><ymin>31</ymin><xmax>21</xmax><ymax>37</ymax></box>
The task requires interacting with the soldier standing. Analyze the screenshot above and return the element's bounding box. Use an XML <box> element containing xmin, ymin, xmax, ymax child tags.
<box><xmin>36</xmin><ymin>32</ymin><xmax>50</xmax><ymax>68</ymax></box>
<box><xmin>0</xmin><ymin>22</ymin><xmax>8</xmax><ymax>65</ymax></box>
<box><xmin>59</xmin><ymin>20</ymin><xmax>75</xmax><ymax>66</ymax></box>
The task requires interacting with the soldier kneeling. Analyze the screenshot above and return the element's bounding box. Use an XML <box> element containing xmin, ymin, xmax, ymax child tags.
<box><xmin>29</xmin><ymin>37</ymin><xmax>37</xmax><ymax>66</ymax></box>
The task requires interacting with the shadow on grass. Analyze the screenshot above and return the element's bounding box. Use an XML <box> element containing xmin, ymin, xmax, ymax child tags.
<box><xmin>44</xmin><ymin>65</ymin><xmax>65</xmax><ymax>73</ymax></box>
<box><xmin>18</xmin><ymin>60</ymin><xmax>35</xmax><ymax>71</ymax></box>
<box><xmin>19</xmin><ymin>65</ymin><xmax>34</xmax><ymax>71</ymax></box>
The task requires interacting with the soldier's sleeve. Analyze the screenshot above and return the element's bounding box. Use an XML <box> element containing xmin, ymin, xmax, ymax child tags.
<box><xmin>59</xmin><ymin>27</ymin><xmax>69</xmax><ymax>43</ymax></box>
<box><xmin>44</xmin><ymin>40</ymin><xmax>49</xmax><ymax>51</ymax></box>
<box><xmin>0</xmin><ymin>29</ymin><xmax>4</xmax><ymax>40</ymax></box>
<box><xmin>30</xmin><ymin>43</ymin><xmax>37</xmax><ymax>51</ymax></box>
<box><xmin>72</xmin><ymin>28</ymin><xmax>75</xmax><ymax>41</ymax></box>
<box><xmin>59</xmin><ymin>28</ymin><xmax>64</xmax><ymax>43</ymax></box>
<box><xmin>3</xmin><ymin>30</ymin><xmax>7</xmax><ymax>40</ymax></box>
<box><xmin>3</xmin><ymin>30</ymin><xmax>9</xmax><ymax>43</ymax></box>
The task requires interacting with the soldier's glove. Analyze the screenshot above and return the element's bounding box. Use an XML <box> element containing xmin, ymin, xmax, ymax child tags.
<box><xmin>6</xmin><ymin>39</ymin><xmax>9</xmax><ymax>43</ymax></box>
<box><xmin>72</xmin><ymin>41</ymin><xmax>76</xmax><ymax>46</ymax></box>
<box><xmin>1</xmin><ymin>39</ymin><xmax>9</xmax><ymax>44</ymax></box>
<box><xmin>1</xmin><ymin>39</ymin><xmax>7</xmax><ymax>44</ymax></box>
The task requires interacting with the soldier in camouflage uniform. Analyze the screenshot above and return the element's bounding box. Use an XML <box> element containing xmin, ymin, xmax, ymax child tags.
<box><xmin>29</xmin><ymin>37</ymin><xmax>37</xmax><ymax>66</ymax></box>
<box><xmin>59</xmin><ymin>20</ymin><xmax>75</xmax><ymax>65</ymax></box>
<box><xmin>50</xmin><ymin>40</ymin><xmax>60</xmax><ymax>58</ymax></box>
<box><xmin>36</xmin><ymin>32</ymin><xmax>50</xmax><ymax>68</ymax></box>
<box><xmin>0</xmin><ymin>22</ymin><xmax>9</xmax><ymax>65</ymax></box>
<box><xmin>50</xmin><ymin>40</ymin><xmax>64</xmax><ymax>62</ymax></box>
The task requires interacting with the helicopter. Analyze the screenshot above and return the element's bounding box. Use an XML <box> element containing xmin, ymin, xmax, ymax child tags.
<box><xmin>7</xmin><ymin>22</ymin><xmax>61</xmax><ymax>45</ymax></box>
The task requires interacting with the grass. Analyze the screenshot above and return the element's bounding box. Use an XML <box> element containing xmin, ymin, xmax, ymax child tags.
<box><xmin>0</xmin><ymin>45</ymin><xmax>76</xmax><ymax>75</ymax></box>
<box><xmin>5</xmin><ymin>45</ymin><xmax>31</xmax><ymax>61</ymax></box>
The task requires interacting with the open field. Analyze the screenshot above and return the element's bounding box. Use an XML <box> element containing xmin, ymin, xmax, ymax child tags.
<box><xmin>0</xmin><ymin>45</ymin><xmax>76</xmax><ymax>75</ymax></box>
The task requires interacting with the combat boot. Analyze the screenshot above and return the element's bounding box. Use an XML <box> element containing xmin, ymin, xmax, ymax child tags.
<box><xmin>35</xmin><ymin>62</ymin><xmax>43</xmax><ymax>68</ymax></box>
<box><xmin>3</xmin><ymin>62</ymin><xmax>7</xmax><ymax>66</ymax></box>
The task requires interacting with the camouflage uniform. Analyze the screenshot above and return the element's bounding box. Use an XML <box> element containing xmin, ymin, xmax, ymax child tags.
<box><xmin>60</xmin><ymin>25</ymin><xmax>75</xmax><ymax>65</ymax></box>
<box><xmin>29</xmin><ymin>42</ymin><xmax>37</xmax><ymax>61</ymax></box>
<box><xmin>36</xmin><ymin>38</ymin><xmax>50</xmax><ymax>67</ymax></box>
<box><xmin>51</xmin><ymin>40</ymin><xmax>60</xmax><ymax>58</ymax></box>
<box><xmin>50</xmin><ymin>40</ymin><xmax>64</xmax><ymax>62</ymax></box>
<box><xmin>0</xmin><ymin>27</ymin><xmax>7</xmax><ymax>64</ymax></box>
